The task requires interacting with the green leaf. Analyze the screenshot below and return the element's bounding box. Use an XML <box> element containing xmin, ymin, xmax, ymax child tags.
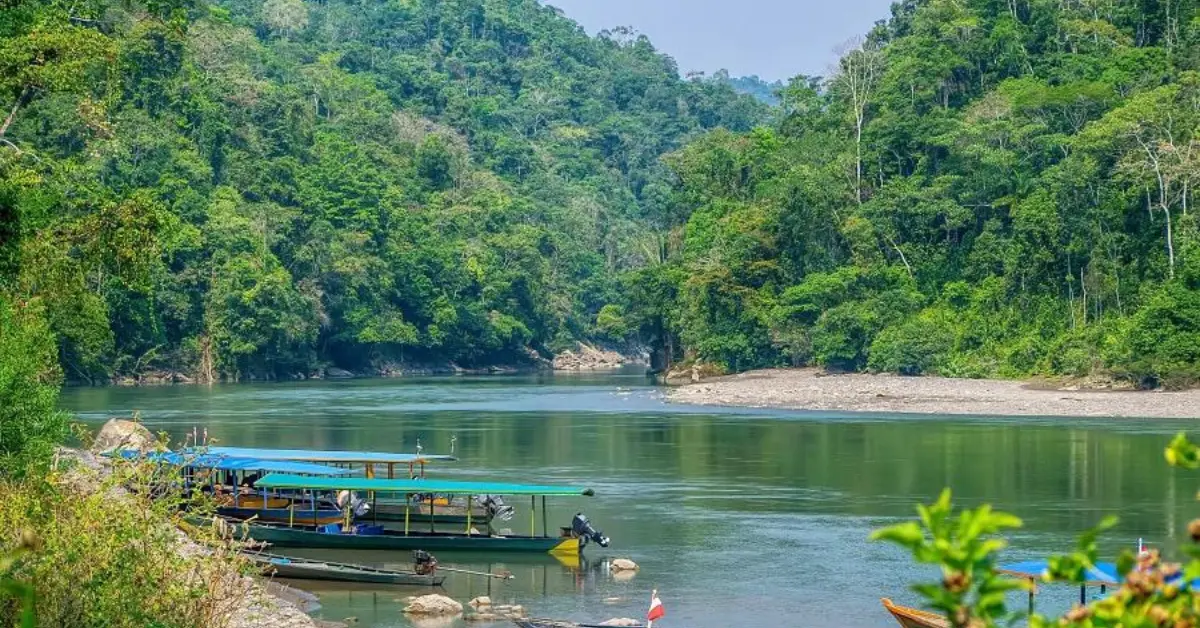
<box><xmin>870</xmin><ymin>521</ymin><xmax>925</xmax><ymax>548</ymax></box>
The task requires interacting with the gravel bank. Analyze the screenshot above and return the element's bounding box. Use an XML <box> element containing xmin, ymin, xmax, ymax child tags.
<box><xmin>667</xmin><ymin>368</ymin><xmax>1200</xmax><ymax>418</ymax></box>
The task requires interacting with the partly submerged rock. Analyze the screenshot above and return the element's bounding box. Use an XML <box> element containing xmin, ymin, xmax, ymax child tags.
<box><xmin>598</xmin><ymin>619</ymin><xmax>642</xmax><ymax>626</ymax></box>
<box><xmin>467</xmin><ymin>596</ymin><xmax>491</xmax><ymax>608</ymax></box>
<box><xmin>91</xmin><ymin>418</ymin><xmax>160</xmax><ymax>453</ymax></box>
<box><xmin>609</xmin><ymin>558</ymin><xmax>639</xmax><ymax>572</ymax></box>
<box><xmin>403</xmin><ymin>594</ymin><xmax>463</xmax><ymax>616</ymax></box>
<box><xmin>325</xmin><ymin>367</ymin><xmax>356</xmax><ymax>379</ymax></box>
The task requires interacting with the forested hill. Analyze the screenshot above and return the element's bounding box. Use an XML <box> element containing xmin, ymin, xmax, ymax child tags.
<box><xmin>620</xmin><ymin>0</ymin><xmax>1200</xmax><ymax>387</ymax></box>
<box><xmin>0</xmin><ymin>0</ymin><xmax>764</xmax><ymax>382</ymax></box>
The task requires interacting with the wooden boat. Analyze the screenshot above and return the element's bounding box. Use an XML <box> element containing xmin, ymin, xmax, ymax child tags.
<box><xmin>513</xmin><ymin>620</ymin><xmax>645</xmax><ymax>628</ymax></box>
<box><xmin>244</xmin><ymin>551</ymin><xmax>445</xmax><ymax>586</ymax></box>
<box><xmin>881</xmin><ymin>598</ymin><xmax>948</xmax><ymax>628</ymax></box>
<box><xmin>226</xmin><ymin>473</ymin><xmax>609</xmax><ymax>555</ymax></box>
<box><xmin>226</xmin><ymin>519</ymin><xmax>584</xmax><ymax>555</ymax></box>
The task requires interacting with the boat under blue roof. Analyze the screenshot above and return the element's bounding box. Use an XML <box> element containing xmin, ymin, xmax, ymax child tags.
<box><xmin>111</xmin><ymin>450</ymin><xmax>352</xmax><ymax>476</ymax></box>
<box><xmin>196</xmin><ymin>446</ymin><xmax>457</xmax><ymax>464</ymax></box>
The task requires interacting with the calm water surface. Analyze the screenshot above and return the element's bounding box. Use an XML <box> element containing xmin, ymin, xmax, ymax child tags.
<box><xmin>60</xmin><ymin>371</ymin><xmax>1200</xmax><ymax>627</ymax></box>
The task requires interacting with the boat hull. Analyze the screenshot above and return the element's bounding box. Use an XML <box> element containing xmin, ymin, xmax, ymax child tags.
<box><xmin>248</xmin><ymin>554</ymin><xmax>444</xmax><ymax>586</ymax></box>
<box><xmin>881</xmin><ymin>598</ymin><xmax>948</xmax><ymax>628</ymax></box>
<box><xmin>230</xmin><ymin>521</ymin><xmax>582</xmax><ymax>555</ymax></box>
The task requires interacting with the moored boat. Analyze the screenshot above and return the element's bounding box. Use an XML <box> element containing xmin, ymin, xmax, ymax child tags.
<box><xmin>227</xmin><ymin>519</ymin><xmax>584</xmax><ymax>554</ymax></box>
<box><xmin>513</xmin><ymin>620</ymin><xmax>646</xmax><ymax>628</ymax></box>
<box><xmin>881</xmin><ymin>598</ymin><xmax>948</xmax><ymax>628</ymax></box>
<box><xmin>244</xmin><ymin>551</ymin><xmax>445</xmax><ymax>586</ymax></box>
<box><xmin>227</xmin><ymin>473</ymin><xmax>610</xmax><ymax>555</ymax></box>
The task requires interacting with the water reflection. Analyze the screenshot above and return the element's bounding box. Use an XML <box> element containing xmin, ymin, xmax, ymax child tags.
<box><xmin>60</xmin><ymin>373</ymin><xmax>1200</xmax><ymax>627</ymax></box>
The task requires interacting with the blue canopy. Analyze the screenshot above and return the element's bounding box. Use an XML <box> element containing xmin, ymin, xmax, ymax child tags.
<box><xmin>111</xmin><ymin>450</ymin><xmax>352</xmax><ymax>476</ymax></box>
<box><xmin>998</xmin><ymin>560</ymin><xmax>1121</xmax><ymax>585</ymax></box>
<box><xmin>194</xmin><ymin>446</ymin><xmax>457</xmax><ymax>464</ymax></box>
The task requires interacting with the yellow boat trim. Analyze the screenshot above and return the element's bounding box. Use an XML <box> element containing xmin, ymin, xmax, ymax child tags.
<box><xmin>549</xmin><ymin>537</ymin><xmax>580</xmax><ymax>555</ymax></box>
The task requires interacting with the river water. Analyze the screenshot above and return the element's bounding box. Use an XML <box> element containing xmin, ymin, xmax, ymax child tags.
<box><xmin>60</xmin><ymin>370</ymin><xmax>1200</xmax><ymax>627</ymax></box>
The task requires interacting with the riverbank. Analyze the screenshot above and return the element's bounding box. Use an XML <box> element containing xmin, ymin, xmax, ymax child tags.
<box><xmin>49</xmin><ymin>437</ymin><xmax>335</xmax><ymax>628</ymax></box>
<box><xmin>667</xmin><ymin>368</ymin><xmax>1200</xmax><ymax>418</ymax></box>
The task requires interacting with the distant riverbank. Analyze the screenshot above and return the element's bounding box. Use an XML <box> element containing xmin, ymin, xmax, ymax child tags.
<box><xmin>667</xmin><ymin>368</ymin><xmax>1200</xmax><ymax>419</ymax></box>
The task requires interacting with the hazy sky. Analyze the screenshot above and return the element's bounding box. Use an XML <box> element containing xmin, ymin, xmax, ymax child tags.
<box><xmin>545</xmin><ymin>0</ymin><xmax>896</xmax><ymax>82</ymax></box>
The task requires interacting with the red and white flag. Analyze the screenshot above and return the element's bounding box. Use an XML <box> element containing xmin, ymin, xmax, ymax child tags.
<box><xmin>646</xmin><ymin>590</ymin><xmax>665</xmax><ymax>626</ymax></box>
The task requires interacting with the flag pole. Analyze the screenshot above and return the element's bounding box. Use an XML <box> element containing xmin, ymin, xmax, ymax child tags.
<box><xmin>647</xmin><ymin>589</ymin><xmax>656</xmax><ymax>628</ymax></box>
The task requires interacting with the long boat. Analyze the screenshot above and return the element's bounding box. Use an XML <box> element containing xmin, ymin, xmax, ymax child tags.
<box><xmin>227</xmin><ymin>473</ymin><xmax>609</xmax><ymax>555</ymax></box>
<box><xmin>881</xmin><ymin>599</ymin><xmax>947</xmax><ymax>628</ymax></box>
<box><xmin>244</xmin><ymin>551</ymin><xmax>445</xmax><ymax>586</ymax></box>
<box><xmin>113</xmin><ymin>449</ymin><xmax>351</xmax><ymax>525</ymax></box>
<box><xmin>196</xmin><ymin>446</ymin><xmax>474</xmax><ymax>526</ymax></box>
<box><xmin>513</xmin><ymin>621</ymin><xmax>646</xmax><ymax>628</ymax></box>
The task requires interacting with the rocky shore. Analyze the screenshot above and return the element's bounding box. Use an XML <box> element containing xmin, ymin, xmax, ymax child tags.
<box><xmin>667</xmin><ymin>368</ymin><xmax>1200</xmax><ymax>419</ymax></box>
<box><xmin>74</xmin><ymin>421</ymin><xmax>336</xmax><ymax>628</ymax></box>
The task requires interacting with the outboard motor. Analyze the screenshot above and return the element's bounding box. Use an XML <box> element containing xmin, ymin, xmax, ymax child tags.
<box><xmin>476</xmin><ymin>494</ymin><xmax>515</xmax><ymax>521</ymax></box>
<box><xmin>571</xmin><ymin>512</ymin><xmax>610</xmax><ymax>548</ymax></box>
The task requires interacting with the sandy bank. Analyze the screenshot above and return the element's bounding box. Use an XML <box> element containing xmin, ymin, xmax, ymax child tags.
<box><xmin>667</xmin><ymin>368</ymin><xmax>1200</xmax><ymax>419</ymax></box>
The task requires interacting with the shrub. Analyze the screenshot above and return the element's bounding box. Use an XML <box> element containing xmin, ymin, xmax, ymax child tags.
<box><xmin>875</xmin><ymin>433</ymin><xmax>1200</xmax><ymax>627</ymax></box>
<box><xmin>0</xmin><ymin>297</ymin><xmax>69</xmax><ymax>477</ymax></box>
<box><xmin>868</xmin><ymin>317</ymin><xmax>954</xmax><ymax>375</ymax></box>
<box><xmin>0</xmin><ymin>458</ymin><xmax>250</xmax><ymax>628</ymax></box>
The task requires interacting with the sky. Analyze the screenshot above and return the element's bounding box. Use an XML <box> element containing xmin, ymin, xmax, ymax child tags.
<box><xmin>544</xmin><ymin>0</ymin><xmax>896</xmax><ymax>82</ymax></box>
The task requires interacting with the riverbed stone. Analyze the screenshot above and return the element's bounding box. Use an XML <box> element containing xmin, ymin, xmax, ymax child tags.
<box><xmin>467</xmin><ymin>596</ymin><xmax>491</xmax><ymax>608</ymax></box>
<box><xmin>91</xmin><ymin>418</ymin><xmax>160</xmax><ymax>453</ymax></box>
<box><xmin>403</xmin><ymin>594</ymin><xmax>463</xmax><ymax>616</ymax></box>
<box><xmin>609</xmin><ymin>558</ymin><xmax>639</xmax><ymax>572</ymax></box>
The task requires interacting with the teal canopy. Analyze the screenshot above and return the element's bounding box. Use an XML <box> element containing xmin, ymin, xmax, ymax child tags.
<box><xmin>255</xmin><ymin>473</ymin><xmax>595</xmax><ymax>496</ymax></box>
<box><xmin>196</xmin><ymin>446</ymin><xmax>456</xmax><ymax>464</ymax></box>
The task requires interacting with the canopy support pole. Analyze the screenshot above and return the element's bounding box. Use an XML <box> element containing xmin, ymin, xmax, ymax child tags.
<box><xmin>388</xmin><ymin>463</ymin><xmax>394</xmax><ymax>480</ymax></box>
<box><xmin>1080</xmin><ymin>584</ymin><xmax>1086</xmax><ymax>605</ymax></box>
<box><xmin>530</xmin><ymin>496</ymin><xmax>536</xmax><ymax>537</ymax></box>
<box><xmin>466</xmin><ymin>495</ymin><xmax>473</xmax><ymax>535</ymax></box>
<box><xmin>541</xmin><ymin>496</ymin><xmax>547</xmax><ymax>538</ymax></box>
<box><xmin>404</xmin><ymin>493</ymin><xmax>411</xmax><ymax>535</ymax></box>
<box><xmin>430</xmin><ymin>496</ymin><xmax>436</xmax><ymax>534</ymax></box>
<box><xmin>1028</xmin><ymin>578</ymin><xmax>1035</xmax><ymax>616</ymax></box>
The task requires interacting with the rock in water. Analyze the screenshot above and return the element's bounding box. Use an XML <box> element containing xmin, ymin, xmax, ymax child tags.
<box><xmin>403</xmin><ymin>594</ymin><xmax>463</xmax><ymax>616</ymax></box>
<box><xmin>91</xmin><ymin>418</ymin><xmax>159</xmax><ymax>453</ymax></box>
<box><xmin>325</xmin><ymin>367</ymin><xmax>356</xmax><ymax>379</ymax></box>
<box><xmin>609</xmin><ymin>558</ymin><xmax>639</xmax><ymax>572</ymax></box>
<box><xmin>598</xmin><ymin>619</ymin><xmax>642</xmax><ymax>626</ymax></box>
<box><xmin>467</xmin><ymin>596</ymin><xmax>491</xmax><ymax>608</ymax></box>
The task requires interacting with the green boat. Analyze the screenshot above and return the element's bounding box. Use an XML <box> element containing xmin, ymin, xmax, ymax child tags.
<box><xmin>244</xmin><ymin>551</ymin><xmax>446</xmax><ymax>586</ymax></box>
<box><xmin>232</xmin><ymin>473</ymin><xmax>611</xmax><ymax>556</ymax></box>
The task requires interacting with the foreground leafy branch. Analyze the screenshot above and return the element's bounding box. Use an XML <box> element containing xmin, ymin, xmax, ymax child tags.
<box><xmin>875</xmin><ymin>433</ymin><xmax>1200</xmax><ymax>628</ymax></box>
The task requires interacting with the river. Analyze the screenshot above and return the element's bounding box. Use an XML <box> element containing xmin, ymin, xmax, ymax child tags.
<box><xmin>60</xmin><ymin>370</ymin><xmax>1200</xmax><ymax>627</ymax></box>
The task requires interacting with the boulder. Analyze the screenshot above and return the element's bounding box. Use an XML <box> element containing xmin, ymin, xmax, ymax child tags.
<box><xmin>464</xmin><ymin>613</ymin><xmax>498</xmax><ymax>622</ymax></box>
<box><xmin>609</xmin><ymin>558</ymin><xmax>639</xmax><ymax>572</ymax></box>
<box><xmin>467</xmin><ymin>596</ymin><xmax>491</xmax><ymax>608</ymax></box>
<box><xmin>403</xmin><ymin>594</ymin><xmax>463</xmax><ymax>616</ymax></box>
<box><xmin>325</xmin><ymin>367</ymin><xmax>356</xmax><ymax>379</ymax></box>
<box><xmin>598</xmin><ymin>619</ymin><xmax>642</xmax><ymax>626</ymax></box>
<box><xmin>91</xmin><ymin>418</ymin><xmax>159</xmax><ymax>453</ymax></box>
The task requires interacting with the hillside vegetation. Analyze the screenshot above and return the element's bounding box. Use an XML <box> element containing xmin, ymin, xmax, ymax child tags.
<box><xmin>0</xmin><ymin>0</ymin><xmax>763</xmax><ymax>382</ymax></box>
<box><xmin>5</xmin><ymin>0</ymin><xmax>1200</xmax><ymax>388</ymax></box>
<box><xmin>618</xmin><ymin>0</ymin><xmax>1200</xmax><ymax>388</ymax></box>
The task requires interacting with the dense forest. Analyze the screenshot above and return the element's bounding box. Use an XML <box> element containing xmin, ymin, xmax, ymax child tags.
<box><xmin>619</xmin><ymin>0</ymin><xmax>1200</xmax><ymax>388</ymax></box>
<box><xmin>4</xmin><ymin>0</ymin><xmax>1200</xmax><ymax>387</ymax></box>
<box><xmin>0</xmin><ymin>0</ymin><xmax>764</xmax><ymax>382</ymax></box>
